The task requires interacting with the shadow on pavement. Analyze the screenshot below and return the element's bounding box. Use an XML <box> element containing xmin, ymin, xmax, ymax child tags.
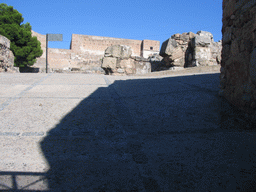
<box><xmin>1</xmin><ymin>73</ymin><xmax>256</xmax><ymax>191</ymax></box>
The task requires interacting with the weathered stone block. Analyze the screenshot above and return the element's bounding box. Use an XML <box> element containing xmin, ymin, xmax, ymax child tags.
<box><xmin>181</xmin><ymin>33</ymin><xmax>190</xmax><ymax>42</ymax></box>
<box><xmin>159</xmin><ymin>38</ymin><xmax>178</xmax><ymax>57</ymax></box>
<box><xmin>197</xmin><ymin>31</ymin><xmax>213</xmax><ymax>39</ymax></box>
<box><xmin>173</xmin><ymin>57</ymin><xmax>185</xmax><ymax>67</ymax></box>
<box><xmin>193</xmin><ymin>47</ymin><xmax>211</xmax><ymax>65</ymax></box>
<box><xmin>104</xmin><ymin>45</ymin><xmax>132</xmax><ymax>59</ymax></box>
<box><xmin>160</xmin><ymin>31</ymin><xmax>221</xmax><ymax>69</ymax></box>
<box><xmin>120</xmin><ymin>59</ymin><xmax>135</xmax><ymax>70</ymax></box>
<box><xmin>125</xmin><ymin>68</ymin><xmax>135</xmax><ymax>74</ymax></box>
<box><xmin>135</xmin><ymin>61</ymin><xmax>151</xmax><ymax>74</ymax></box>
<box><xmin>191</xmin><ymin>35</ymin><xmax>211</xmax><ymax>47</ymax></box>
<box><xmin>170</xmin><ymin>46</ymin><xmax>183</xmax><ymax>61</ymax></box>
<box><xmin>132</xmin><ymin>56</ymin><xmax>149</xmax><ymax>62</ymax></box>
<box><xmin>101</xmin><ymin>57</ymin><xmax>117</xmax><ymax>69</ymax></box>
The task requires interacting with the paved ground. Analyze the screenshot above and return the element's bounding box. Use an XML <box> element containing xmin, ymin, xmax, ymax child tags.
<box><xmin>0</xmin><ymin>70</ymin><xmax>256</xmax><ymax>191</ymax></box>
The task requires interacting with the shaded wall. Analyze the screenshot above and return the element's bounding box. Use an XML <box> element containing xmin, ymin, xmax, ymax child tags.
<box><xmin>221</xmin><ymin>0</ymin><xmax>256</xmax><ymax>118</ymax></box>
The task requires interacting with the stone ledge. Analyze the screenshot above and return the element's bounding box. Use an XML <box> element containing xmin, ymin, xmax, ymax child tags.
<box><xmin>129</xmin><ymin>65</ymin><xmax>221</xmax><ymax>77</ymax></box>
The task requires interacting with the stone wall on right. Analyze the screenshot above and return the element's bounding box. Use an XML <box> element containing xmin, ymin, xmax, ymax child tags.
<box><xmin>221</xmin><ymin>0</ymin><xmax>256</xmax><ymax>118</ymax></box>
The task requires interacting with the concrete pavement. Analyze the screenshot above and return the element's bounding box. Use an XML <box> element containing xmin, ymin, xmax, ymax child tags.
<box><xmin>0</xmin><ymin>71</ymin><xmax>256</xmax><ymax>191</ymax></box>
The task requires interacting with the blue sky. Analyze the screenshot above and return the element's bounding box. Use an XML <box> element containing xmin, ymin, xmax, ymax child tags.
<box><xmin>3</xmin><ymin>0</ymin><xmax>222</xmax><ymax>49</ymax></box>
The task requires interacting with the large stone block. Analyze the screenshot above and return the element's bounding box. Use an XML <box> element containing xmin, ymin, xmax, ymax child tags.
<box><xmin>170</xmin><ymin>46</ymin><xmax>183</xmax><ymax>61</ymax></box>
<box><xmin>135</xmin><ymin>61</ymin><xmax>151</xmax><ymax>74</ymax></box>
<box><xmin>160</xmin><ymin>39</ymin><xmax>185</xmax><ymax>67</ymax></box>
<box><xmin>159</xmin><ymin>38</ymin><xmax>178</xmax><ymax>57</ymax></box>
<box><xmin>191</xmin><ymin>35</ymin><xmax>211</xmax><ymax>48</ymax></box>
<box><xmin>197</xmin><ymin>31</ymin><xmax>213</xmax><ymax>40</ymax></box>
<box><xmin>193</xmin><ymin>47</ymin><xmax>212</xmax><ymax>66</ymax></box>
<box><xmin>160</xmin><ymin>31</ymin><xmax>221</xmax><ymax>69</ymax></box>
<box><xmin>104</xmin><ymin>45</ymin><xmax>132</xmax><ymax>59</ymax></box>
<box><xmin>120</xmin><ymin>59</ymin><xmax>135</xmax><ymax>70</ymax></box>
<box><xmin>101</xmin><ymin>57</ymin><xmax>117</xmax><ymax>69</ymax></box>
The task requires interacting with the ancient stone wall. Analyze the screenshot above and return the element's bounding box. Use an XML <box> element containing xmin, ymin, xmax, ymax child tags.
<box><xmin>221</xmin><ymin>0</ymin><xmax>256</xmax><ymax>118</ymax></box>
<box><xmin>160</xmin><ymin>31</ymin><xmax>222</xmax><ymax>69</ymax></box>
<box><xmin>32</xmin><ymin>31</ymin><xmax>160</xmax><ymax>73</ymax></box>
<box><xmin>101</xmin><ymin>45</ymin><xmax>151</xmax><ymax>75</ymax></box>
<box><xmin>0</xmin><ymin>35</ymin><xmax>18</xmax><ymax>73</ymax></box>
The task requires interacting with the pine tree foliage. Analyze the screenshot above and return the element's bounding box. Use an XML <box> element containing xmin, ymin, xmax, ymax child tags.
<box><xmin>0</xmin><ymin>3</ymin><xmax>43</xmax><ymax>67</ymax></box>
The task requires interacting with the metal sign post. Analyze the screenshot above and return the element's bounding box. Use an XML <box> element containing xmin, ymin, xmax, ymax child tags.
<box><xmin>46</xmin><ymin>34</ymin><xmax>48</xmax><ymax>73</ymax></box>
<box><xmin>46</xmin><ymin>34</ymin><xmax>63</xmax><ymax>73</ymax></box>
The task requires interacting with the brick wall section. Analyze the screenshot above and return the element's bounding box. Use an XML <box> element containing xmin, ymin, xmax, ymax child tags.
<box><xmin>32</xmin><ymin>31</ymin><xmax>160</xmax><ymax>71</ymax></box>
<box><xmin>142</xmin><ymin>40</ymin><xmax>160</xmax><ymax>58</ymax></box>
<box><xmin>221</xmin><ymin>0</ymin><xmax>256</xmax><ymax>118</ymax></box>
<box><xmin>142</xmin><ymin>40</ymin><xmax>160</xmax><ymax>51</ymax></box>
<box><xmin>71</xmin><ymin>34</ymin><xmax>143</xmax><ymax>56</ymax></box>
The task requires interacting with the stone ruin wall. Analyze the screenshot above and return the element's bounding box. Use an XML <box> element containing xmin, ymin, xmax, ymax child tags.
<box><xmin>160</xmin><ymin>31</ymin><xmax>222</xmax><ymax>70</ymax></box>
<box><xmin>221</xmin><ymin>0</ymin><xmax>256</xmax><ymax>118</ymax></box>
<box><xmin>32</xmin><ymin>31</ymin><xmax>160</xmax><ymax>72</ymax></box>
<box><xmin>0</xmin><ymin>35</ymin><xmax>18</xmax><ymax>73</ymax></box>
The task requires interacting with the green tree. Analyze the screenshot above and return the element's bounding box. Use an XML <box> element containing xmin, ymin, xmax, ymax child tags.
<box><xmin>0</xmin><ymin>3</ymin><xmax>43</xmax><ymax>67</ymax></box>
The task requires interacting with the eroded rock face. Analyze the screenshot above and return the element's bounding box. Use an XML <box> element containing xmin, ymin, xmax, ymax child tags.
<box><xmin>101</xmin><ymin>45</ymin><xmax>151</xmax><ymax>75</ymax></box>
<box><xmin>0</xmin><ymin>35</ymin><xmax>18</xmax><ymax>73</ymax></box>
<box><xmin>160</xmin><ymin>31</ymin><xmax>222</xmax><ymax>68</ymax></box>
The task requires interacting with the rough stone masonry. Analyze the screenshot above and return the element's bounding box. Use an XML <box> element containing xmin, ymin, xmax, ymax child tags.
<box><xmin>0</xmin><ymin>35</ymin><xmax>18</xmax><ymax>73</ymax></box>
<box><xmin>221</xmin><ymin>0</ymin><xmax>256</xmax><ymax>119</ymax></box>
<box><xmin>101</xmin><ymin>45</ymin><xmax>151</xmax><ymax>75</ymax></box>
<box><xmin>160</xmin><ymin>31</ymin><xmax>222</xmax><ymax>68</ymax></box>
